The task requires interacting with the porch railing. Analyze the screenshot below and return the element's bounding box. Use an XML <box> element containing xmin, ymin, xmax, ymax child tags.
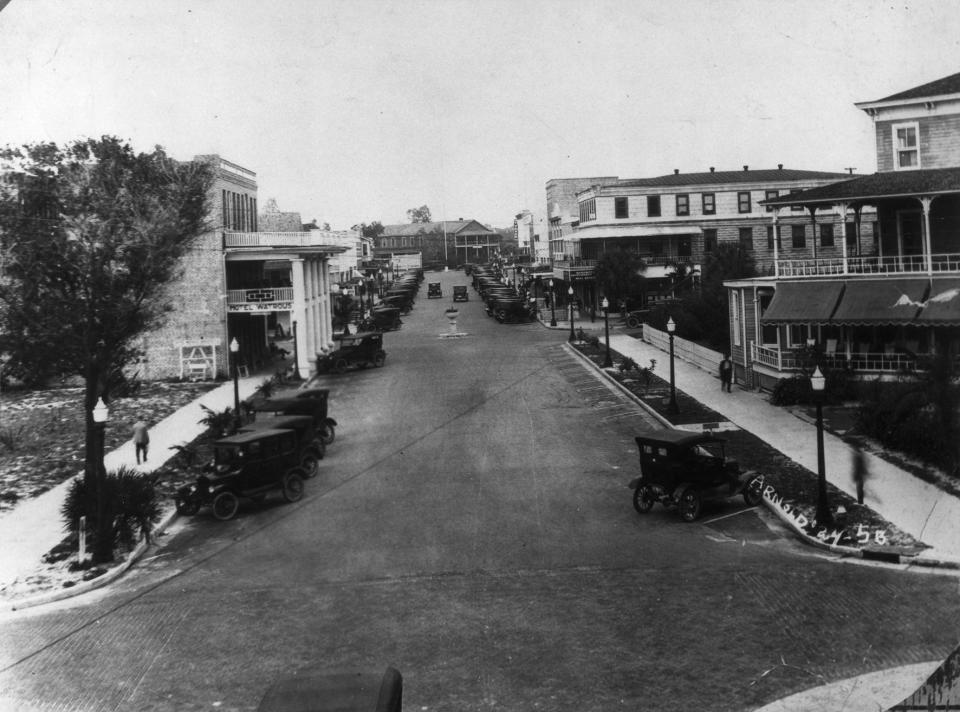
<box><xmin>750</xmin><ymin>343</ymin><xmax>926</xmax><ymax>374</ymax></box>
<box><xmin>226</xmin><ymin>287</ymin><xmax>294</xmax><ymax>305</ymax></box>
<box><xmin>777</xmin><ymin>252</ymin><xmax>960</xmax><ymax>278</ymax></box>
<box><xmin>225</xmin><ymin>231</ymin><xmax>317</xmax><ymax>248</ymax></box>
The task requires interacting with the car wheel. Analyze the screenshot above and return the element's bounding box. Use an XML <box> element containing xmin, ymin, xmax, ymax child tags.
<box><xmin>212</xmin><ymin>491</ymin><xmax>240</xmax><ymax>521</ymax></box>
<box><xmin>678</xmin><ymin>488</ymin><xmax>702</xmax><ymax>522</ymax></box>
<box><xmin>321</xmin><ymin>423</ymin><xmax>336</xmax><ymax>445</ymax></box>
<box><xmin>174</xmin><ymin>493</ymin><xmax>200</xmax><ymax>516</ymax></box>
<box><xmin>627</xmin><ymin>316</ymin><xmax>641</xmax><ymax>329</ymax></box>
<box><xmin>300</xmin><ymin>452</ymin><xmax>320</xmax><ymax>478</ymax></box>
<box><xmin>495</xmin><ymin>308</ymin><xmax>507</xmax><ymax>322</ymax></box>
<box><xmin>373</xmin><ymin>351</ymin><xmax>386</xmax><ymax>368</ymax></box>
<box><xmin>282</xmin><ymin>471</ymin><xmax>305</xmax><ymax>503</ymax></box>
<box><xmin>632</xmin><ymin>485</ymin><xmax>655</xmax><ymax>513</ymax></box>
<box><xmin>743</xmin><ymin>475</ymin><xmax>764</xmax><ymax>506</ymax></box>
<box><xmin>334</xmin><ymin>358</ymin><xmax>349</xmax><ymax>374</ymax></box>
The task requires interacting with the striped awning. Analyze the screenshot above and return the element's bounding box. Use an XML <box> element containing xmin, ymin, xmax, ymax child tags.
<box><xmin>759</xmin><ymin>281</ymin><xmax>845</xmax><ymax>323</ymax></box>
<box><xmin>914</xmin><ymin>277</ymin><xmax>960</xmax><ymax>324</ymax></box>
<box><xmin>830</xmin><ymin>279</ymin><xmax>926</xmax><ymax>325</ymax></box>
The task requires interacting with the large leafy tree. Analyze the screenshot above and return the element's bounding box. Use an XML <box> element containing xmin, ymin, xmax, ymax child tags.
<box><xmin>594</xmin><ymin>250</ymin><xmax>647</xmax><ymax>306</ymax></box>
<box><xmin>406</xmin><ymin>204</ymin><xmax>432</xmax><ymax>223</ymax></box>
<box><xmin>0</xmin><ymin>137</ymin><xmax>213</xmax><ymax>560</ymax></box>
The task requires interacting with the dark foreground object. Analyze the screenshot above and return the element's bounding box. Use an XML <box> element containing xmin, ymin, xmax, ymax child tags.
<box><xmin>258</xmin><ymin>667</ymin><xmax>402</xmax><ymax>712</ymax></box>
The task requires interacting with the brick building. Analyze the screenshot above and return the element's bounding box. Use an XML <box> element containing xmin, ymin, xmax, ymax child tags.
<box><xmin>375</xmin><ymin>220</ymin><xmax>500</xmax><ymax>267</ymax></box>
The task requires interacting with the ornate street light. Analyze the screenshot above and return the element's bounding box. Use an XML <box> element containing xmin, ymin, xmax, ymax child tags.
<box><xmin>229</xmin><ymin>337</ymin><xmax>241</xmax><ymax>428</ymax></box>
<box><xmin>549</xmin><ymin>279</ymin><xmax>557</xmax><ymax>327</ymax></box>
<box><xmin>667</xmin><ymin>317</ymin><xmax>679</xmax><ymax>414</ymax></box>
<box><xmin>568</xmin><ymin>285</ymin><xmax>576</xmax><ymax>342</ymax></box>
<box><xmin>602</xmin><ymin>297</ymin><xmax>612</xmax><ymax>367</ymax></box>
<box><xmin>810</xmin><ymin>365</ymin><xmax>833</xmax><ymax>528</ymax></box>
<box><xmin>91</xmin><ymin>397</ymin><xmax>110</xmax><ymax>562</ymax></box>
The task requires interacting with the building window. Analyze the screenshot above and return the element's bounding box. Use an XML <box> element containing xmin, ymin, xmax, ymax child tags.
<box><xmin>791</xmin><ymin>224</ymin><xmax>806</xmax><ymax>248</ymax></box>
<box><xmin>789</xmin><ymin>324</ymin><xmax>810</xmax><ymax>347</ymax></box>
<box><xmin>820</xmin><ymin>223</ymin><xmax>834</xmax><ymax>247</ymax></box>
<box><xmin>614</xmin><ymin>197</ymin><xmax>628</xmax><ymax>219</ymax></box>
<box><xmin>647</xmin><ymin>195</ymin><xmax>661</xmax><ymax>217</ymax></box>
<box><xmin>765</xmin><ymin>190</ymin><xmax>779</xmax><ymax>213</ymax></box>
<box><xmin>676</xmin><ymin>194</ymin><xmax>689</xmax><ymax>216</ymax></box>
<box><xmin>789</xmin><ymin>189</ymin><xmax>803</xmax><ymax>211</ymax></box>
<box><xmin>893</xmin><ymin>122</ymin><xmax>920</xmax><ymax>169</ymax></box>
<box><xmin>678</xmin><ymin>236</ymin><xmax>692</xmax><ymax>257</ymax></box>
<box><xmin>738</xmin><ymin>192</ymin><xmax>752</xmax><ymax>214</ymax></box>
<box><xmin>739</xmin><ymin>227</ymin><xmax>753</xmax><ymax>250</ymax></box>
<box><xmin>702</xmin><ymin>193</ymin><xmax>715</xmax><ymax>215</ymax></box>
<box><xmin>579</xmin><ymin>198</ymin><xmax>596</xmax><ymax>223</ymax></box>
<box><xmin>704</xmin><ymin>228</ymin><xmax>717</xmax><ymax>253</ymax></box>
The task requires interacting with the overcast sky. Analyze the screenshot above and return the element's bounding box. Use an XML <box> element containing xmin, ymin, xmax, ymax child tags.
<box><xmin>1</xmin><ymin>0</ymin><xmax>959</xmax><ymax>230</ymax></box>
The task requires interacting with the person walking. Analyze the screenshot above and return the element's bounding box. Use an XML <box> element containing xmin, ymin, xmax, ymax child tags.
<box><xmin>852</xmin><ymin>444</ymin><xmax>870</xmax><ymax>504</ymax></box>
<box><xmin>132</xmin><ymin>419</ymin><xmax>150</xmax><ymax>465</ymax></box>
<box><xmin>719</xmin><ymin>354</ymin><xmax>733</xmax><ymax>393</ymax></box>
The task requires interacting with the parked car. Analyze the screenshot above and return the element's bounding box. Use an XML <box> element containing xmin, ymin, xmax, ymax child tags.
<box><xmin>252</xmin><ymin>395</ymin><xmax>337</xmax><ymax>445</ymax></box>
<box><xmin>629</xmin><ymin>428</ymin><xmax>762</xmax><ymax>521</ymax></box>
<box><xmin>452</xmin><ymin>285</ymin><xmax>469</xmax><ymax>302</ymax></box>
<box><xmin>316</xmin><ymin>331</ymin><xmax>386</xmax><ymax>374</ymax></box>
<box><xmin>174</xmin><ymin>429</ymin><xmax>306</xmax><ymax>520</ymax></box>
<box><xmin>239</xmin><ymin>414</ymin><xmax>324</xmax><ymax>477</ymax></box>
<box><xmin>427</xmin><ymin>282</ymin><xmax>442</xmax><ymax>298</ymax></box>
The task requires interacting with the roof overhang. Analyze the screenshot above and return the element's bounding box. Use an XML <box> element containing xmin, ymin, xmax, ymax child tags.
<box><xmin>762</xmin><ymin>168</ymin><xmax>960</xmax><ymax>209</ymax></box>
<box><xmin>569</xmin><ymin>225</ymin><xmax>701</xmax><ymax>242</ymax></box>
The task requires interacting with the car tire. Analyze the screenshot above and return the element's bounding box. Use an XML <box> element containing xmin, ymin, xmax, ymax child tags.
<box><xmin>320</xmin><ymin>423</ymin><xmax>336</xmax><ymax>445</ymax></box>
<box><xmin>678</xmin><ymin>488</ymin><xmax>702</xmax><ymax>522</ymax></box>
<box><xmin>282</xmin><ymin>471</ymin><xmax>305</xmax><ymax>503</ymax></box>
<box><xmin>174</xmin><ymin>494</ymin><xmax>200</xmax><ymax>516</ymax></box>
<box><xmin>495</xmin><ymin>309</ymin><xmax>507</xmax><ymax>322</ymax></box>
<box><xmin>632</xmin><ymin>485</ymin><xmax>655</xmax><ymax>513</ymax></box>
<box><xmin>300</xmin><ymin>452</ymin><xmax>320</xmax><ymax>478</ymax></box>
<box><xmin>373</xmin><ymin>351</ymin><xmax>386</xmax><ymax>368</ymax></box>
<box><xmin>212</xmin><ymin>491</ymin><xmax>240</xmax><ymax>521</ymax></box>
<box><xmin>743</xmin><ymin>475</ymin><xmax>764</xmax><ymax>506</ymax></box>
<box><xmin>334</xmin><ymin>358</ymin><xmax>349</xmax><ymax>374</ymax></box>
<box><xmin>627</xmin><ymin>315</ymin><xmax>641</xmax><ymax>329</ymax></box>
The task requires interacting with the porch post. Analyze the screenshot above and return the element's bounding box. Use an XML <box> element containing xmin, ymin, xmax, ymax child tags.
<box><xmin>853</xmin><ymin>204</ymin><xmax>863</xmax><ymax>258</ymax></box>
<box><xmin>772</xmin><ymin>209</ymin><xmax>780</xmax><ymax>278</ymax></box>
<box><xmin>837</xmin><ymin>202</ymin><xmax>849</xmax><ymax>275</ymax></box>
<box><xmin>290</xmin><ymin>257</ymin><xmax>309</xmax><ymax>377</ymax></box>
<box><xmin>920</xmin><ymin>196</ymin><xmax>934</xmax><ymax>277</ymax></box>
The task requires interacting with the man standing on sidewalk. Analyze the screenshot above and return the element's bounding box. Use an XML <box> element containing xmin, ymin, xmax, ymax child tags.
<box><xmin>719</xmin><ymin>354</ymin><xmax>733</xmax><ymax>393</ymax></box>
<box><xmin>133</xmin><ymin>419</ymin><xmax>150</xmax><ymax>464</ymax></box>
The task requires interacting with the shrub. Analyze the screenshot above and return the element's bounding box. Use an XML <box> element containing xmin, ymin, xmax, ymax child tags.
<box><xmin>199</xmin><ymin>404</ymin><xmax>236</xmax><ymax>437</ymax></box>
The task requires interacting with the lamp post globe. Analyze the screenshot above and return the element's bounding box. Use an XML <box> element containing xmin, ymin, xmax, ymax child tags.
<box><xmin>229</xmin><ymin>337</ymin><xmax>241</xmax><ymax>428</ymax></box>
<box><xmin>667</xmin><ymin>317</ymin><xmax>678</xmax><ymax>413</ymax></box>
<box><xmin>549</xmin><ymin>279</ymin><xmax>557</xmax><ymax>327</ymax></box>
<box><xmin>602</xmin><ymin>297</ymin><xmax>612</xmax><ymax>367</ymax></box>
<box><xmin>810</xmin><ymin>366</ymin><xmax>833</xmax><ymax>528</ymax></box>
<box><xmin>568</xmin><ymin>285</ymin><xmax>576</xmax><ymax>342</ymax></box>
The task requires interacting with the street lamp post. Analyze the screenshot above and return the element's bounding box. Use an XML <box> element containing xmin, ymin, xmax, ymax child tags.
<box><xmin>92</xmin><ymin>397</ymin><xmax>110</xmax><ymax>563</ymax></box>
<box><xmin>667</xmin><ymin>317</ymin><xmax>679</xmax><ymax>414</ymax></box>
<box><xmin>602</xmin><ymin>297</ymin><xmax>612</xmax><ymax>367</ymax></box>
<box><xmin>549</xmin><ymin>279</ymin><xmax>557</xmax><ymax>327</ymax></box>
<box><xmin>229</xmin><ymin>337</ymin><xmax>241</xmax><ymax>429</ymax></box>
<box><xmin>378</xmin><ymin>268</ymin><xmax>384</xmax><ymax>298</ymax></box>
<box><xmin>291</xmin><ymin>320</ymin><xmax>302</xmax><ymax>381</ymax></box>
<box><xmin>568</xmin><ymin>285</ymin><xmax>576</xmax><ymax>342</ymax></box>
<box><xmin>810</xmin><ymin>366</ymin><xmax>833</xmax><ymax>528</ymax></box>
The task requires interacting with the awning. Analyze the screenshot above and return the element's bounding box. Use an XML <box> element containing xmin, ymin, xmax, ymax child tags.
<box><xmin>568</xmin><ymin>225</ymin><xmax>701</xmax><ymax>242</ymax></box>
<box><xmin>830</xmin><ymin>278</ymin><xmax>926</xmax><ymax>325</ymax></box>
<box><xmin>760</xmin><ymin>281</ymin><xmax>844</xmax><ymax>323</ymax></box>
<box><xmin>915</xmin><ymin>277</ymin><xmax>960</xmax><ymax>324</ymax></box>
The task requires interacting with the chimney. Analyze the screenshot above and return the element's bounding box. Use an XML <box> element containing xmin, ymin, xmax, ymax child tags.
<box><xmin>778</xmin><ymin>164</ymin><xmax>783</xmax><ymax>170</ymax></box>
<box><xmin>743</xmin><ymin>165</ymin><xmax>749</xmax><ymax>171</ymax></box>
<box><xmin>674</xmin><ymin>169</ymin><xmax>679</xmax><ymax>175</ymax></box>
<box><xmin>710</xmin><ymin>167</ymin><xmax>715</xmax><ymax>173</ymax></box>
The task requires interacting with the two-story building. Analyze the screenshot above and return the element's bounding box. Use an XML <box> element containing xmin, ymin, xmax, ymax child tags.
<box><xmin>514</xmin><ymin>209</ymin><xmax>549</xmax><ymax>264</ymax></box>
<box><xmin>375</xmin><ymin>220</ymin><xmax>500</xmax><ymax>268</ymax></box>
<box><xmin>726</xmin><ymin>72</ymin><xmax>960</xmax><ymax>390</ymax></box>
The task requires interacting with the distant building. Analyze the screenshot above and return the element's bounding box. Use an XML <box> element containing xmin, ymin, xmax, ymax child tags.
<box><xmin>514</xmin><ymin>209</ymin><xmax>549</xmax><ymax>264</ymax></box>
<box><xmin>375</xmin><ymin>220</ymin><xmax>500</xmax><ymax>267</ymax></box>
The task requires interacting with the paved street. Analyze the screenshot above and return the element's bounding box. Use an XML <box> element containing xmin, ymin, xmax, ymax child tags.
<box><xmin>0</xmin><ymin>270</ymin><xmax>958</xmax><ymax>712</ymax></box>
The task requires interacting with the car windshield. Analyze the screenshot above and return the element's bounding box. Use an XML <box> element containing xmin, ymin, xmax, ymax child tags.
<box><xmin>214</xmin><ymin>445</ymin><xmax>244</xmax><ymax>467</ymax></box>
<box><xmin>693</xmin><ymin>442</ymin><xmax>723</xmax><ymax>459</ymax></box>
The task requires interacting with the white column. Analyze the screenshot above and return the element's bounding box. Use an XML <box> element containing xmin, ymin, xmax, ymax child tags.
<box><xmin>920</xmin><ymin>196</ymin><xmax>934</xmax><ymax>277</ymax></box>
<box><xmin>319</xmin><ymin>259</ymin><xmax>333</xmax><ymax>351</ymax></box>
<box><xmin>290</xmin><ymin>258</ymin><xmax>309</xmax><ymax>376</ymax></box>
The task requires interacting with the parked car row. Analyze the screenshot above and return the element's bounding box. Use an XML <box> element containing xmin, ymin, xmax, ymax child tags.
<box><xmin>470</xmin><ymin>265</ymin><xmax>535</xmax><ymax>324</ymax></box>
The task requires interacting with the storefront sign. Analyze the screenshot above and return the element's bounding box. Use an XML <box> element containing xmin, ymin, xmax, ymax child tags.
<box><xmin>228</xmin><ymin>302</ymin><xmax>293</xmax><ymax>313</ymax></box>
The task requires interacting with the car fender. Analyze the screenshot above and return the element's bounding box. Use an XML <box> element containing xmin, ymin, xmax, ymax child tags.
<box><xmin>324</xmin><ymin>417</ymin><xmax>337</xmax><ymax>427</ymax></box>
<box><xmin>628</xmin><ymin>477</ymin><xmax>642</xmax><ymax>489</ymax></box>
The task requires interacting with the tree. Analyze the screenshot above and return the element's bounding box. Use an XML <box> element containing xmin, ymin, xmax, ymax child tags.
<box><xmin>594</xmin><ymin>250</ymin><xmax>647</xmax><ymax>307</ymax></box>
<box><xmin>350</xmin><ymin>221</ymin><xmax>385</xmax><ymax>238</ymax></box>
<box><xmin>406</xmin><ymin>205</ymin><xmax>432</xmax><ymax>223</ymax></box>
<box><xmin>0</xmin><ymin>136</ymin><xmax>214</xmax><ymax>561</ymax></box>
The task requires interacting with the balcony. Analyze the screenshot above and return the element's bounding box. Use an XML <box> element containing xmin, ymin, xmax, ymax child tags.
<box><xmin>226</xmin><ymin>287</ymin><xmax>294</xmax><ymax>313</ymax></box>
<box><xmin>777</xmin><ymin>252</ymin><xmax>960</xmax><ymax>278</ymax></box>
<box><xmin>750</xmin><ymin>342</ymin><xmax>930</xmax><ymax>375</ymax></box>
<box><xmin>225</xmin><ymin>231</ymin><xmax>318</xmax><ymax>248</ymax></box>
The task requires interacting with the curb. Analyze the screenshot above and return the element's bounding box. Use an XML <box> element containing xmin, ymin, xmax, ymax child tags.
<box><xmin>8</xmin><ymin>506</ymin><xmax>179</xmax><ymax>612</ymax></box>
<box><xmin>562</xmin><ymin>342</ymin><xmax>960</xmax><ymax>572</ymax></box>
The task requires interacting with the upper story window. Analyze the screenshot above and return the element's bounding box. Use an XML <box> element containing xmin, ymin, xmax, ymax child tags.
<box><xmin>676</xmin><ymin>194</ymin><xmax>689</xmax><ymax>216</ymax></box>
<box><xmin>738</xmin><ymin>192</ymin><xmax>752</xmax><ymax>214</ymax></box>
<box><xmin>893</xmin><ymin>122</ymin><xmax>920</xmax><ymax>169</ymax></box>
<box><xmin>614</xmin><ymin>197</ymin><xmax>629</xmax><ymax>219</ymax></box>
<box><xmin>647</xmin><ymin>195</ymin><xmax>661</xmax><ymax>217</ymax></box>
<box><xmin>579</xmin><ymin>198</ymin><xmax>596</xmax><ymax>223</ymax></box>
<box><xmin>702</xmin><ymin>193</ymin><xmax>715</xmax><ymax>215</ymax></box>
<box><xmin>765</xmin><ymin>190</ymin><xmax>779</xmax><ymax>213</ymax></box>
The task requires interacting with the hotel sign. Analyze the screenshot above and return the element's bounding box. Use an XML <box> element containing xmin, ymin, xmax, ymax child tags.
<box><xmin>228</xmin><ymin>302</ymin><xmax>293</xmax><ymax>313</ymax></box>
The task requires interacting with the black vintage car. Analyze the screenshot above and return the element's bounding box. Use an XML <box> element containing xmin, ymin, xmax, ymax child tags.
<box><xmin>252</xmin><ymin>394</ymin><xmax>337</xmax><ymax>445</ymax></box>
<box><xmin>427</xmin><ymin>282</ymin><xmax>442</xmax><ymax>298</ymax></box>
<box><xmin>239</xmin><ymin>414</ymin><xmax>325</xmax><ymax>477</ymax></box>
<box><xmin>630</xmin><ymin>428</ymin><xmax>762</xmax><ymax>521</ymax></box>
<box><xmin>452</xmin><ymin>285</ymin><xmax>469</xmax><ymax>302</ymax></box>
<box><xmin>316</xmin><ymin>332</ymin><xmax>386</xmax><ymax>374</ymax></box>
<box><xmin>174</xmin><ymin>429</ymin><xmax>306</xmax><ymax>520</ymax></box>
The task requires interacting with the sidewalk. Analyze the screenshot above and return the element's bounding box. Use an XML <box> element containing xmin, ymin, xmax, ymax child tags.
<box><xmin>0</xmin><ymin>375</ymin><xmax>264</xmax><ymax>591</ymax></box>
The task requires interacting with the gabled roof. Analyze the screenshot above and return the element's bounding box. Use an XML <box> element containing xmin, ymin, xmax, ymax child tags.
<box><xmin>762</xmin><ymin>167</ymin><xmax>960</xmax><ymax>207</ymax></box>
<box><xmin>381</xmin><ymin>220</ymin><xmax>495</xmax><ymax>237</ymax></box>
<box><xmin>608</xmin><ymin>167</ymin><xmax>851</xmax><ymax>189</ymax></box>
<box><xmin>874</xmin><ymin>72</ymin><xmax>960</xmax><ymax>103</ymax></box>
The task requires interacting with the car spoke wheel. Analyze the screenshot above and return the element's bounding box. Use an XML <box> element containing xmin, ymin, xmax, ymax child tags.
<box><xmin>282</xmin><ymin>471</ymin><xmax>305</xmax><ymax>502</ymax></box>
<box><xmin>334</xmin><ymin>358</ymin><xmax>349</xmax><ymax>374</ymax></box>
<box><xmin>743</xmin><ymin>475</ymin><xmax>764</xmax><ymax>506</ymax></box>
<box><xmin>678</xmin><ymin>488</ymin><xmax>702</xmax><ymax>522</ymax></box>
<box><xmin>175</xmin><ymin>494</ymin><xmax>200</xmax><ymax>516</ymax></box>
<box><xmin>300</xmin><ymin>453</ymin><xmax>320</xmax><ymax>478</ymax></box>
<box><xmin>373</xmin><ymin>351</ymin><xmax>386</xmax><ymax>368</ymax></box>
<box><xmin>321</xmin><ymin>424</ymin><xmax>336</xmax><ymax>445</ymax></box>
<box><xmin>632</xmin><ymin>485</ymin><xmax>655</xmax><ymax>513</ymax></box>
<box><xmin>212</xmin><ymin>491</ymin><xmax>240</xmax><ymax>521</ymax></box>
<box><xmin>627</xmin><ymin>316</ymin><xmax>640</xmax><ymax>329</ymax></box>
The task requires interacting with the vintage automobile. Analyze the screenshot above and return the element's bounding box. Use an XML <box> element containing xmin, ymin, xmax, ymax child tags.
<box><xmin>625</xmin><ymin>309</ymin><xmax>650</xmax><ymax>329</ymax></box>
<box><xmin>452</xmin><ymin>285</ymin><xmax>469</xmax><ymax>302</ymax></box>
<box><xmin>427</xmin><ymin>282</ymin><xmax>442</xmax><ymax>298</ymax></box>
<box><xmin>316</xmin><ymin>332</ymin><xmax>386</xmax><ymax>374</ymax></box>
<box><xmin>380</xmin><ymin>294</ymin><xmax>413</xmax><ymax>315</ymax></box>
<box><xmin>252</xmin><ymin>394</ymin><xmax>337</xmax><ymax>445</ymax></box>
<box><xmin>486</xmin><ymin>296</ymin><xmax>534</xmax><ymax>323</ymax></box>
<box><xmin>174</xmin><ymin>429</ymin><xmax>306</xmax><ymax>521</ymax></box>
<box><xmin>366</xmin><ymin>305</ymin><xmax>402</xmax><ymax>331</ymax></box>
<box><xmin>239</xmin><ymin>414</ymin><xmax>324</xmax><ymax>477</ymax></box>
<box><xmin>629</xmin><ymin>428</ymin><xmax>762</xmax><ymax>521</ymax></box>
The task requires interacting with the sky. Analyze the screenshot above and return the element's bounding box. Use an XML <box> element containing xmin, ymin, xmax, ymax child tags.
<box><xmin>1</xmin><ymin>0</ymin><xmax>959</xmax><ymax>231</ymax></box>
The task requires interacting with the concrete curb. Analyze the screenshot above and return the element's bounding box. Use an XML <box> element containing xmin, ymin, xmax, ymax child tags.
<box><xmin>8</xmin><ymin>506</ymin><xmax>179</xmax><ymax>612</ymax></box>
<box><xmin>562</xmin><ymin>342</ymin><xmax>960</xmax><ymax>572</ymax></box>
